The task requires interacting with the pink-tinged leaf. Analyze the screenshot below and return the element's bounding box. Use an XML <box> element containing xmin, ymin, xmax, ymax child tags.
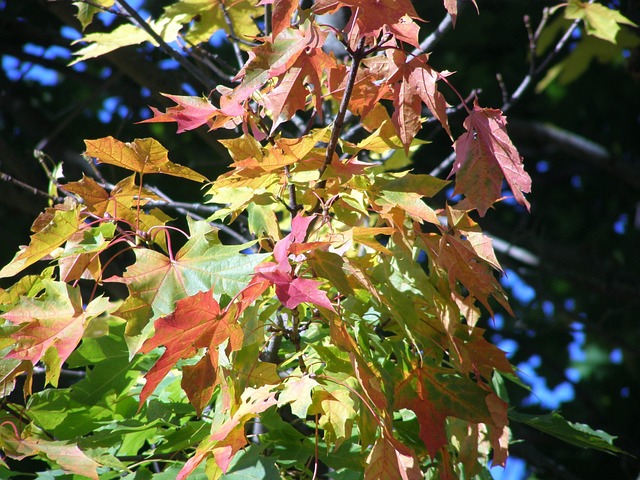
<box><xmin>407</xmin><ymin>56</ymin><xmax>452</xmax><ymax>138</ymax></box>
<box><xmin>178</xmin><ymin>386</ymin><xmax>278</xmax><ymax>478</ymax></box>
<box><xmin>443</xmin><ymin>0</ymin><xmax>479</xmax><ymax>27</ymax></box>
<box><xmin>392</xmin><ymin>75</ymin><xmax>422</xmax><ymax>151</ymax></box>
<box><xmin>272</xmin><ymin>213</ymin><xmax>315</xmax><ymax>269</ymax></box>
<box><xmin>2</xmin><ymin>282</ymin><xmax>118</xmax><ymax>386</ymax></box>
<box><xmin>232</xmin><ymin>23</ymin><xmax>321</xmax><ymax>104</ymax></box>
<box><xmin>450</xmin><ymin>99</ymin><xmax>531</xmax><ymax>216</ymax></box>
<box><xmin>279</xmin><ymin>276</ymin><xmax>335</xmax><ymax>311</ymax></box>
<box><xmin>443</xmin><ymin>0</ymin><xmax>459</xmax><ymax>25</ymax></box>
<box><xmin>390</xmin><ymin>52</ymin><xmax>451</xmax><ymax>151</ymax></box>
<box><xmin>314</xmin><ymin>0</ymin><xmax>421</xmax><ymax>48</ymax></box>
<box><xmin>211</xmin><ymin>426</ymin><xmax>247</xmax><ymax>473</ymax></box>
<box><xmin>365</xmin><ymin>434</ymin><xmax>422</xmax><ymax>480</ymax></box>
<box><xmin>0</xmin><ymin>424</ymin><xmax>100</xmax><ymax>480</ymax></box>
<box><xmin>139</xmin><ymin>94</ymin><xmax>218</xmax><ymax>133</ymax></box>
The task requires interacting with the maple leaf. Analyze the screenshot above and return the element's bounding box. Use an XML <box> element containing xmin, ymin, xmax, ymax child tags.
<box><xmin>111</xmin><ymin>223</ymin><xmax>268</xmax><ymax>330</ymax></box>
<box><xmin>140</xmin><ymin>276</ymin><xmax>269</xmax><ymax>405</ymax></box>
<box><xmin>310</xmin><ymin>382</ymin><xmax>357</xmax><ymax>449</ymax></box>
<box><xmin>421</xmin><ymin>231</ymin><xmax>513</xmax><ymax>317</ymax></box>
<box><xmin>0</xmin><ymin>204</ymin><xmax>81</xmax><ymax>279</ymax></box>
<box><xmin>139</xmin><ymin>289</ymin><xmax>229</xmax><ymax>404</ymax></box>
<box><xmin>255</xmin><ymin>213</ymin><xmax>335</xmax><ymax>311</ymax></box>
<box><xmin>389</xmin><ymin>51</ymin><xmax>452</xmax><ymax>150</ymax></box>
<box><xmin>452</xmin><ymin>326</ymin><xmax>514</xmax><ymax>379</ymax></box>
<box><xmin>161</xmin><ymin>0</ymin><xmax>261</xmax><ymax>47</ymax></box>
<box><xmin>278</xmin><ymin>374</ymin><xmax>319</xmax><ymax>418</ymax></box>
<box><xmin>139</xmin><ymin>93</ymin><xmax>218</xmax><ymax>133</ymax></box>
<box><xmin>449</xmin><ymin>99</ymin><xmax>531</xmax><ymax>216</ymax></box>
<box><xmin>181</xmin><ymin>354</ymin><xmax>218</xmax><ymax>417</ymax></box>
<box><xmin>84</xmin><ymin>136</ymin><xmax>208</xmax><ymax>182</ymax></box>
<box><xmin>1</xmin><ymin>281</ymin><xmax>119</xmax><ymax>386</ymax></box>
<box><xmin>177</xmin><ymin>384</ymin><xmax>279</xmax><ymax>478</ymax></box>
<box><xmin>0</xmin><ymin>423</ymin><xmax>101</xmax><ymax>479</ymax></box>
<box><xmin>264</xmin><ymin>46</ymin><xmax>335</xmax><ymax>132</ymax></box>
<box><xmin>565</xmin><ymin>0</ymin><xmax>637</xmax><ymax>44</ymax></box>
<box><xmin>365</xmin><ymin>434</ymin><xmax>422</xmax><ymax>480</ymax></box>
<box><xmin>328</xmin><ymin>56</ymin><xmax>395</xmax><ymax>119</ymax></box>
<box><xmin>314</xmin><ymin>0</ymin><xmax>421</xmax><ymax>48</ymax></box>
<box><xmin>232</xmin><ymin>21</ymin><xmax>323</xmax><ymax>104</ymax></box>
<box><xmin>394</xmin><ymin>366</ymin><xmax>497</xmax><ymax>457</ymax></box>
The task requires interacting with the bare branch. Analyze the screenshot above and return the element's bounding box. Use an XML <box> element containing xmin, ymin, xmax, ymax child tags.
<box><xmin>0</xmin><ymin>170</ymin><xmax>61</xmax><ymax>202</ymax></box>
<box><xmin>410</xmin><ymin>13</ymin><xmax>454</xmax><ymax>58</ymax></box>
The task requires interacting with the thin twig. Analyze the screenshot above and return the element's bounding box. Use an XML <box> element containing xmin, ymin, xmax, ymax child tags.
<box><xmin>114</xmin><ymin>0</ymin><xmax>216</xmax><ymax>92</ymax></box>
<box><xmin>219</xmin><ymin>0</ymin><xmax>250</xmax><ymax>69</ymax></box>
<box><xmin>178</xmin><ymin>36</ymin><xmax>235</xmax><ymax>83</ymax></box>
<box><xmin>428</xmin><ymin>151</ymin><xmax>456</xmax><ymax>178</ymax></box>
<box><xmin>145</xmin><ymin>186</ymin><xmax>252</xmax><ymax>244</ymax></box>
<box><xmin>0</xmin><ymin>170</ymin><xmax>61</xmax><ymax>201</ymax></box>
<box><xmin>502</xmin><ymin>2</ymin><xmax>590</xmax><ymax>112</ymax></box>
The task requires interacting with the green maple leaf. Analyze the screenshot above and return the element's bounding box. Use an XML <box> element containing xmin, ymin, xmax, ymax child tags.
<box><xmin>565</xmin><ymin>0</ymin><xmax>637</xmax><ymax>44</ymax></box>
<box><xmin>0</xmin><ymin>205</ymin><xmax>81</xmax><ymax>279</ymax></box>
<box><xmin>113</xmin><ymin>221</ymin><xmax>269</xmax><ymax>332</ymax></box>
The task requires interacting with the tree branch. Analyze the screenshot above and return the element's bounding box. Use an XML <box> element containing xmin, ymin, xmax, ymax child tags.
<box><xmin>410</xmin><ymin>13</ymin><xmax>454</xmax><ymax>58</ymax></box>
<box><xmin>114</xmin><ymin>0</ymin><xmax>216</xmax><ymax>92</ymax></box>
<box><xmin>501</xmin><ymin>2</ymin><xmax>593</xmax><ymax>112</ymax></box>
<box><xmin>318</xmin><ymin>37</ymin><xmax>366</xmax><ymax>179</ymax></box>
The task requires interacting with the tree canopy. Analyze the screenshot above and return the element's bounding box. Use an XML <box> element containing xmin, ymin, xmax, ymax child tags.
<box><xmin>1</xmin><ymin>0</ymin><xmax>639</xmax><ymax>479</ymax></box>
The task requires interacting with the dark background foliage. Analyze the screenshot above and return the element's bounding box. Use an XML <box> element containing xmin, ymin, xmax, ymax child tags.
<box><xmin>1</xmin><ymin>0</ymin><xmax>638</xmax><ymax>478</ymax></box>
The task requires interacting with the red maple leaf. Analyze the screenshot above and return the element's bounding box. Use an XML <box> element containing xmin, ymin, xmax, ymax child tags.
<box><xmin>139</xmin><ymin>278</ymin><xmax>269</xmax><ymax>405</ymax></box>
<box><xmin>386</xmin><ymin>51</ymin><xmax>452</xmax><ymax>150</ymax></box>
<box><xmin>264</xmin><ymin>46</ymin><xmax>335</xmax><ymax>132</ymax></box>
<box><xmin>449</xmin><ymin>99</ymin><xmax>532</xmax><ymax>216</ymax></box>
<box><xmin>314</xmin><ymin>0</ymin><xmax>421</xmax><ymax>48</ymax></box>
